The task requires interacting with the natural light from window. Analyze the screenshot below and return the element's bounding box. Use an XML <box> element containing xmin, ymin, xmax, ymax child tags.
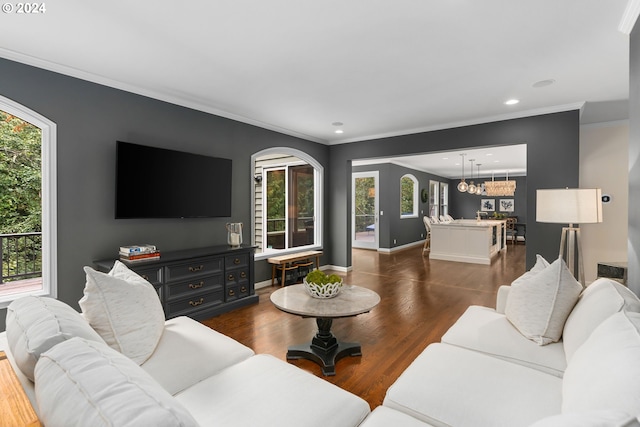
<box><xmin>400</xmin><ymin>174</ymin><xmax>418</xmax><ymax>218</ymax></box>
<box><xmin>0</xmin><ymin>96</ymin><xmax>56</xmax><ymax>307</ymax></box>
<box><xmin>251</xmin><ymin>148</ymin><xmax>322</xmax><ymax>260</ymax></box>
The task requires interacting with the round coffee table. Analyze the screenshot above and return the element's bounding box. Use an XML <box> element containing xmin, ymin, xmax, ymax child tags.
<box><xmin>270</xmin><ymin>284</ymin><xmax>380</xmax><ymax>375</ymax></box>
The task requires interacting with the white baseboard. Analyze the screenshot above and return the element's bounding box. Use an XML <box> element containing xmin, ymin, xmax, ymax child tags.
<box><xmin>378</xmin><ymin>240</ymin><xmax>425</xmax><ymax>254</ymax></box>
<box><xmin>322</xmin><ymin>264</ymin><xmax>352</xmax><ymax>273</ymax></box>
<box><xmin>255</xmin><ymin>279</ymin><xmax>272</xmax><ymax>290</ymax></box>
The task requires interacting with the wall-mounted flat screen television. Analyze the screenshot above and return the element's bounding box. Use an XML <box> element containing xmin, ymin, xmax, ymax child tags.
<box><xmin>115</xmin><ymin>141</ymin><xmax>232</xmax><ymax>218</ymax></box>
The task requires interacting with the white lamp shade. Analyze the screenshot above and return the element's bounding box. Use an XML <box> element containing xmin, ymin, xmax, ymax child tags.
<box><xmin>536</xmin><ymin>188</ymin><xmax>603</xmax><ymax>224</ymax></box>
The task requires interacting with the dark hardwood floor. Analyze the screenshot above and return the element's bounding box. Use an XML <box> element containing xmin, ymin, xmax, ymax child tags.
<box><xmin>201</xmin><ymin>244</ymin><xmax>526</xmax><ymax>410</ymax></box>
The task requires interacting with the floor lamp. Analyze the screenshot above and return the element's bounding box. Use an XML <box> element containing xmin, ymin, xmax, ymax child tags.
<box><xmin>536</xmin><ymin>188</ymin><xmax>603</xmax><ymax>286</ymax></box>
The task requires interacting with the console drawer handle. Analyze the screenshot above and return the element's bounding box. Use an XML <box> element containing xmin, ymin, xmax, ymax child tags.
<box><xmin>189</xmin><ymin>265</ymin><xmax>204</xmax><ymax>272</ymax></box>
<box><xmin>240</xmin><ymin>286</ymin><xmax>247</xmax><ymax>293</ymax></box>
<box><xmin>189</xmin><ymin>298</ymin><xmax>204</xmax><ymax>307</ymax></box>
<box><xmin>189</xmin><ymin>282</ymin><xmax>204</xmax><ymax>290</ymax></box>
<box><xmin>234</xmin><ymin>258</ymin><xmax>241</xmax><ymax>265</ymax></box>
<box><xmin>228</xmin><ymin>274</ymin><xmax>235</xmax><ymax>281</ymax></box>
<box><xmin>141</xmin><ymin>274</ymin><xmax>149</xmax><ymax>281</ymax></box>
<box><xmin>240</xmin><ymin>271</ymin><xmax>247</xmax><ymax>279</ymax></box>
<box><xmin>228</xmin><ymin>289</ymin><xmax>235</xmax><ymax>296</ymax></box>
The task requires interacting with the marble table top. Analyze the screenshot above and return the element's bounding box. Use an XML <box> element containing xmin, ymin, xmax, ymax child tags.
<box><xmin>270</xmin><ymin>284</ymin><xmax>380</xmax><ymax>318</ymax></box>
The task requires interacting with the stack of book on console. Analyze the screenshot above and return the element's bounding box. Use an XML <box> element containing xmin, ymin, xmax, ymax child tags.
<box><xmin>119</xmin><ymin>244</ymin><xmax>160</xmax><ymax>262</ymax></box>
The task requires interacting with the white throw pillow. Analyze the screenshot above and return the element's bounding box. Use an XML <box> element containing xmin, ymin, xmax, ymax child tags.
<box><xmin>563</xmin><ymin>278</ymin><xmax>640</xmax><ymax>363</ymax></box>
<box><xmin>529</xmin><ymin>411</ymin><xmax>640</xmax><ymax>427</ymax></box>
<box><xmin>505</xmin><ymin>257</ymin><xmax>582</xmax><ymax>345</ymax></box>
<box><xmin>562</xmin><ymin>311</ymin><xmax>640</xmax><ymax>415</ymax></box>
<box><xmin>5</xmin><ymin>295</ymin><xmax>105</xmax><ymax>381</ymax></box>
<box><xmin>35</xmin><ymin>337</ymin><xmax>198</xmax><ymax>427</ymax></box>
<box><xmin>79</xmin><ymin>261</ymin><xmax>165</xmax><ymax>364</ymax></box>
<box><xmin>529</xmin><ymin>254</ymin><xmax>551</xmax><ymax>274</ymax></box>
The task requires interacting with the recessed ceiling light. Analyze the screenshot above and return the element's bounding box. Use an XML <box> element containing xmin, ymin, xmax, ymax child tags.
<box><xmin>532</xmin><ymin>79</ymin><xmax>555</xmax><ymax>88</ymax></box>
<box><xmin>504</xmin><ymin>99</ymin><xmax>520</xmax><ymax>105</ymax></box>
<box><xmin>442</xmin><ymin>157</ymin><xmax>449</xmax><ymax>160</ymax></box>
<box><xmin>335</xmin><ymin>129</ymin><xmax>344</xmax><ymax>134</ymax></box>
<box><xmin>486</xmin><ymin>153</ymin><xmax>493</xmax><ymax>156</ymax></box>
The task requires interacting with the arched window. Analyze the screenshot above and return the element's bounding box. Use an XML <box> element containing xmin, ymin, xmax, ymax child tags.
<box><xmin>251</xmin><ymin>148</ymin><xmax>323</xmax><ymax>260</ymax></box>
<box><xmin>400</xmin><ymin>174</ymin><xmax>418</xmax><ymax>218</ymax></box>
<box><xmin>0</xmin><ymin>95</ymin><xmax>57</xmax><ymax>307</ymax></box>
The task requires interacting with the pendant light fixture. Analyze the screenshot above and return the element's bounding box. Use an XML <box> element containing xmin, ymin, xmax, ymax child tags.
<box><xmin>467</xmin><ymin>159</ymin><xmax>477</xmax><ymax>194</ymax></box>
<box><xmin>457</xmin><ymin>153</ymin><xmax>468</xmax><ymax>192</ymax></box>
<box><xmin>475</xmin><ymin>164</ymin><xmax>484</xmax><ymax>195</ymax></box>
<box><xmin>484</xmin><ymin>170</ymin><xmax>516</xmax><ymax>196</ymax></box>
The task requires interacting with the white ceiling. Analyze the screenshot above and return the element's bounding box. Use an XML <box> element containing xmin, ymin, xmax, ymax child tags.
<box><xmin>0</xmin><ymin>1</ymin><xmax>632</xmax><ymax>145</ymax></box>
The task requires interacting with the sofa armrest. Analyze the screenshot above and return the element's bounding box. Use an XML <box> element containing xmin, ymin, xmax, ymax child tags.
<box><xmin>496</xmin><ymin>285</ymin><xmax>511</xmax><ymax>314</ymax></box>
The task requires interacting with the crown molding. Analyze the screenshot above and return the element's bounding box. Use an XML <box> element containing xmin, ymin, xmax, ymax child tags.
<box><xmin>0</xmin><ymin>48</ymin><xmax>586</xmax><ymax>147</ymax></box>
<box><xmin>0</xmin><ymin>48</ymin><xmax>326</xmax><ymax>144</ymax></box>
<box><xmin>330</xmin><ymin>103</ymin><xmax>585</xmax><ymax>145</ymax></box>
<box><xmin>619</xmin><ymin>0</ymin><xmax>640</xmax><ymax>34</ymax></box>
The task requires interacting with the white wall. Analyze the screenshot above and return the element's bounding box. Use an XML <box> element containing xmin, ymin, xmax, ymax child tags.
<box><xmin>579</xmin><ymin>121</ymin><xmax>629</xmax><ymax>283</ymax></box>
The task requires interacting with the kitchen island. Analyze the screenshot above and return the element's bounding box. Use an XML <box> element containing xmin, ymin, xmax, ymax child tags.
<box><xmin>429</xmin><ymin>219</ymin><xmax>506</xmax><ymax>265</ymax></box>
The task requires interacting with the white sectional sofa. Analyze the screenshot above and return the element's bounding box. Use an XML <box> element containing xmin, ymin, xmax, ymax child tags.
<box><xmin>0</xmin><ymin>261</ymin><xmax>371</xmax><ymax>427</ymax></box>
<box><xmin>3</xmin><ymin>256</ymin><xmax>640</xmax><ymax>426</ymax></box>
<box><xmin>364</xmin><ymin>256</ymin><xmax>640</xmax><ymax>427</ymax></box>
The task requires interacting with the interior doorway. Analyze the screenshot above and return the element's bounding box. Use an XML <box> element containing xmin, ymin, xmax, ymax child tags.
<box><xmin>352</xmin><ymin>171</ymin><xmax>379</xmax><ymax>250</ymax></box>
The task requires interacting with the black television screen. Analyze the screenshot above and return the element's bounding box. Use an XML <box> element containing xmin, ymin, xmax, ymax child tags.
<box><xmin>115</xmin><ymin>141</ymin><xmax>232</xmax><ymax>218</ymax></box>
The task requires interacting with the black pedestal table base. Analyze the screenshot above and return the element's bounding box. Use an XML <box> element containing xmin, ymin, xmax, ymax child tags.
<box><xmin>286</xmin><ymin>317</ymin><xmax>361</xmax><ymax>376</ymax></box>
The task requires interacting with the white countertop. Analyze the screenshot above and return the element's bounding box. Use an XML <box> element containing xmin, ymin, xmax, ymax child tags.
<box><xmin>431</xmin><ymin>219</ymin><xmax>505</xmax><ymax>227</ymax></box>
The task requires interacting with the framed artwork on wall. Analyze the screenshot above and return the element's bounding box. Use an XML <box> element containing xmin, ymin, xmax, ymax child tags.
<box><xmin>481</xmin><ymin>199</ymin><xmax>495</xmax><ymax>211</ymax></box>
<box><xmin>499</xmin><ymin>199</ymin><xmax>514</xmax><ymax>212</ymax></box>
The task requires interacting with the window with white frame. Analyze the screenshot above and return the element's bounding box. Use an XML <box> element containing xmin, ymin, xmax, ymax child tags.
<box><xmin>0</xmin><ymin>95</ymin><xmax>57</xmax><ymax>307</ymax></box>
<box><xmin>252</xmin><ymin>148</ymin><xmax>322</xmax><ymax>259</ymax></box>
<box><xmin>440</xmin><ymin>182</ymin><xmax>449</xmax><ymax>216</ymax></box>
<box><xmin>400</xmin><ymin>174</ymin><xmax>418</xmax><ymax>218</ymax></box>
<box><xmin>429</xmin><ymin>180</ymin><xmax>439</xmax><ymax>218</ymax></box>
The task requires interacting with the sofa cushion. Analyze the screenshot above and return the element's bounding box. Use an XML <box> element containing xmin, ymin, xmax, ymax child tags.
<box><xmin>563</xmin><ymin>278</ymin><xmax>640</xmax><ymax>363</ymax></box>
<box><xmin>142</xmin><ymin>316</ymin><xmax>254</xmax><ymax>395</ymax></box>
<box><xmin>529</xmin><ymin>411</ymin><xmax>640</xmax><ymax>427</ymax></box>
<box><xmin>562</xmin><ymin>311</ymin><xmax>640</xmax><ymax>415</ymax></box>
<box><xmin>505</xmin><ymin>257</ymin><xmax>581</xmax><ymax>345</ymax></box>
<box><xmin>35</xmin><ymin>337</ymin><xmax>198</xmax><ymax>427</ymax></box>
<box><xmin>383</xmin><ymin>343</ymin><xmax>562</xmax><ymax>427</ymax></box>
<box><xmin>79</xmin><ymin>261</ymin><xmax>165</xmax><ymax>364</ymax></box>
<box><xmin>175</xmin><ymin>354</ymin><xmax>370</xmax><ymax>427</ymax></box>
<box><xmin>360</xmin><ymin>407</ymin><xmax>435</xmax><ymax>427</ymax></box>
<box><xmin>441</xmin><ymin>305</ymin><xmax>566</xmax><ymax>376</ymax></box>
<box><xmin>5</xmin><ymin>296</ymin><xmax>105</xmax><ymax>381</ymax></box>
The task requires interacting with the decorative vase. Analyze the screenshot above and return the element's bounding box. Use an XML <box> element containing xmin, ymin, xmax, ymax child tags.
<box><xmin>226</xmin><ymin>222</ymin><xmax>243</xmax><ymax>247</ymax></box>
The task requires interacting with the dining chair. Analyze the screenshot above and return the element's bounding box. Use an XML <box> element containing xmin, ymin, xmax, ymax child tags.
<box><xmin>505</xmin><ymin>217</ymin><xmax>518</xmax><ymax>245</ymax></box>
<box><xmin>423</xmin><ymin>216</ymin><xmax>432</xmax><ymax>253</ymax></box>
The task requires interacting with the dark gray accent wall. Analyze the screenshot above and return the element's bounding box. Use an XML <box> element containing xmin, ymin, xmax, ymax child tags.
<box><xmin>0</xmin><ymin>58</ymin><xmax>330</xmax><ymax>330</ymax></box>
<box><xmin>352</xmin><ymin>163</ymin><xmax>451</xmax><ymax>249</ymax></box>
<box><xmin>629</xmin><ymin>25</ymin><xmax>640</xmax><ymax>296</ymax></box>
<box><xmin>0</xmin><ymin>57</ymin><xmax>580</xmax><ymax>331</ymax></box>
<box><xmin>329</xmin><ymin>112</ymin><xmax>579</xmax><ymax>272</ymax></box>
<box><xmin>449</xmin><ymin>176</ymin><xmax>527</xmax><ymax>223</ymax></box>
